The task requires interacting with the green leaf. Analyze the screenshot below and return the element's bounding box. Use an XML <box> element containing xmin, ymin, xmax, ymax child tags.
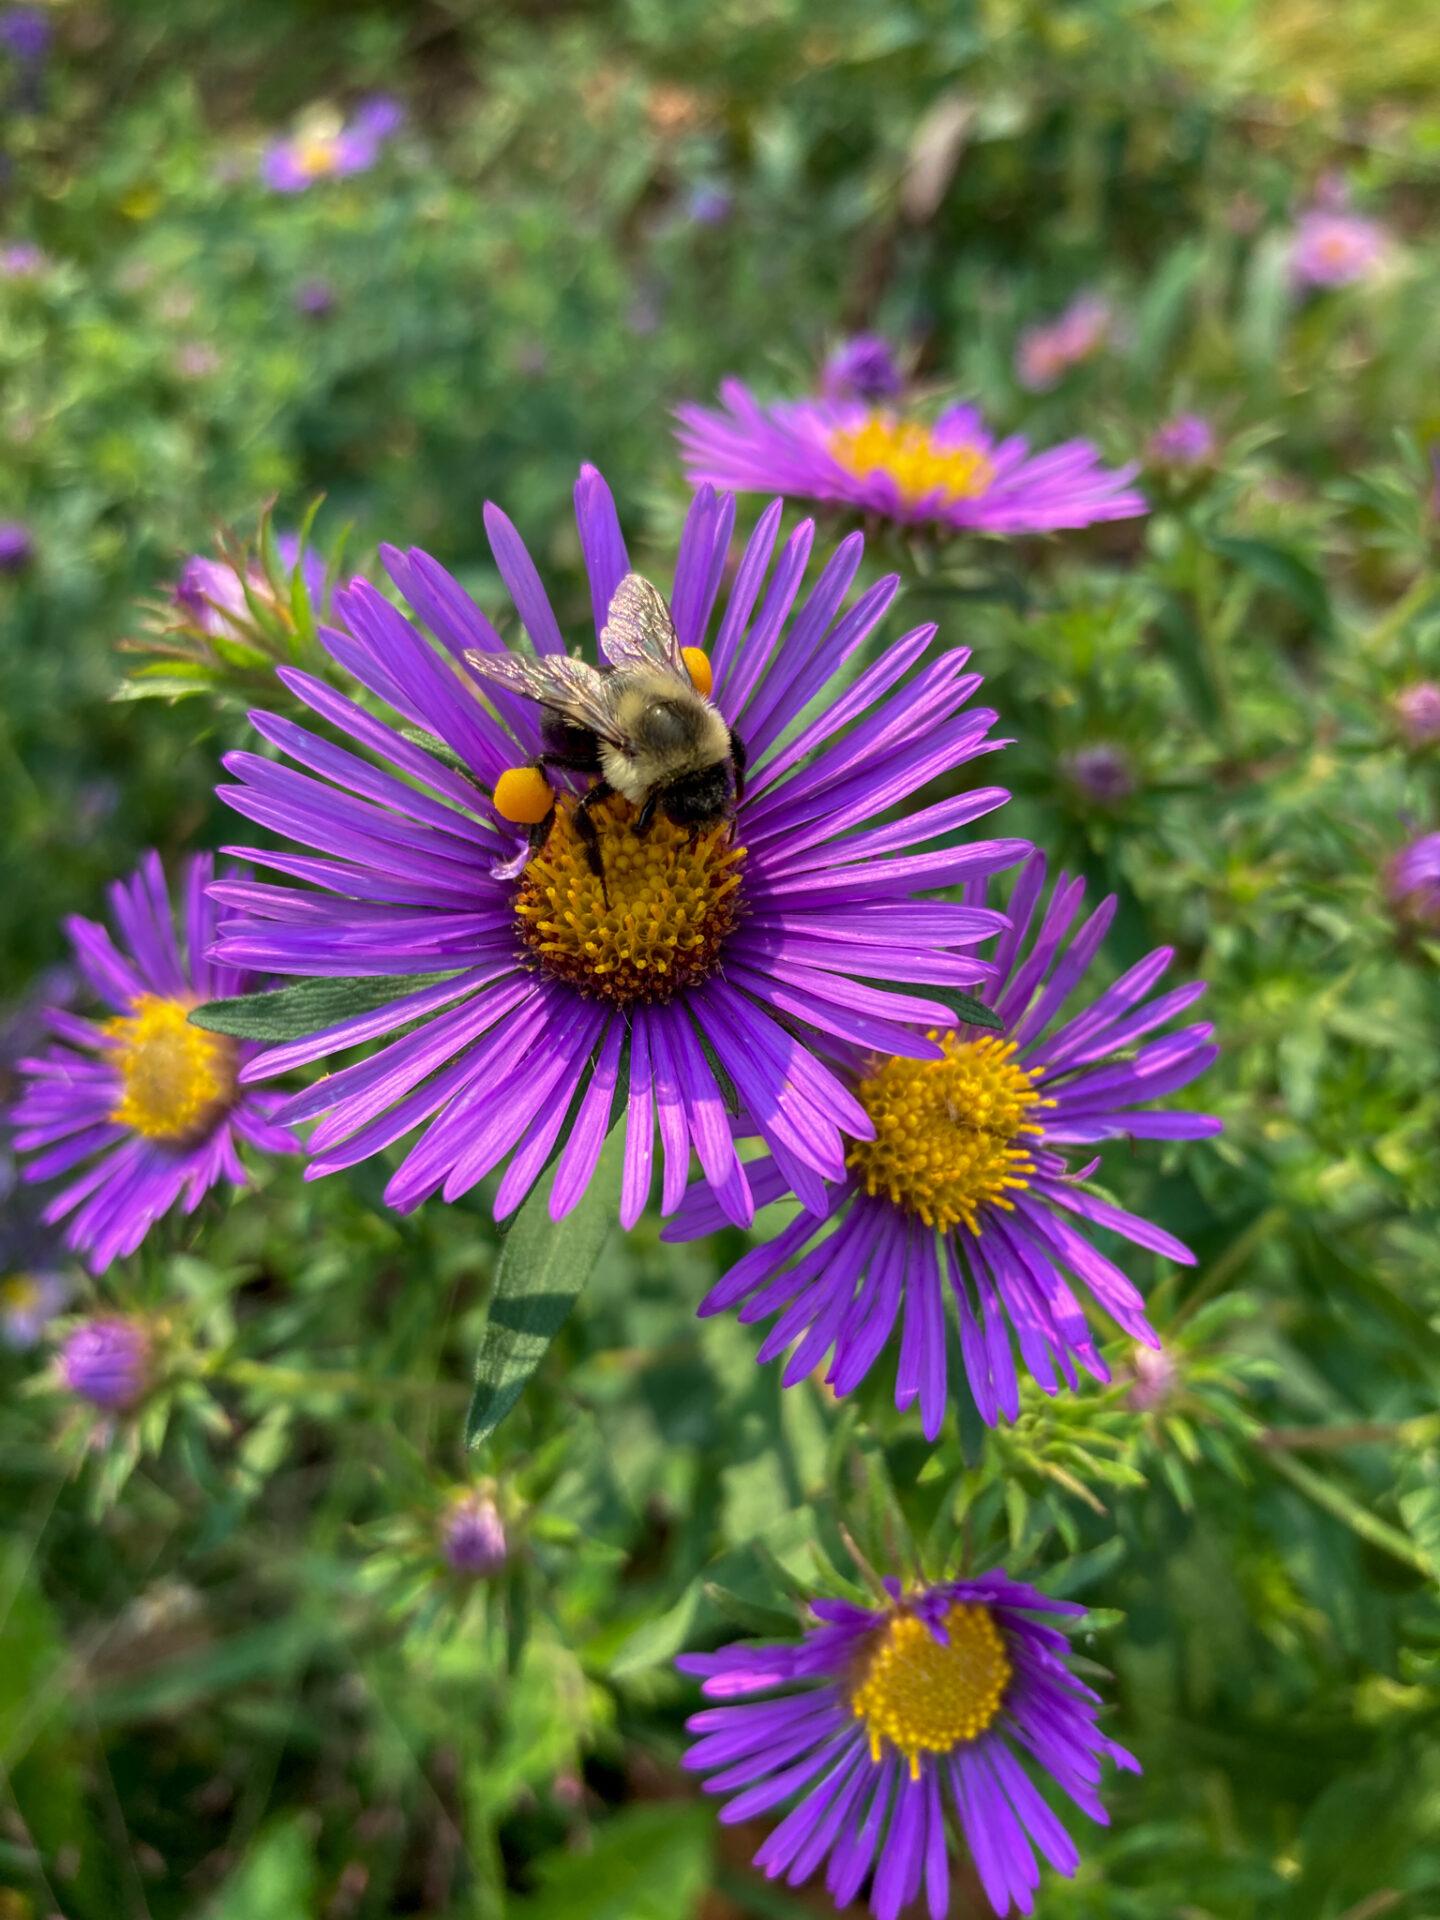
<box><xmin>190</xmin><ymin>971</ymin><xmax>463</xmax><ymax>1042</ymax></box>
<box><xmin>465</xmin><ymin>1127</ymin><xmax>623</xmax><ymax>1448</ymax></box>
<box><xmin>204</xmin><ymin>1818</ymin><xmax>315</xmax><ymax>1920</ymax></box>
<box><xmin>516</xmin><ymin>1803</ymin><xmax>712</xmax><ymax>1920</ymax></box>
<box><xmin>935</xmin><ymin>987</ymin><xmax>1002</xmax><ymax>1032</ymax></box>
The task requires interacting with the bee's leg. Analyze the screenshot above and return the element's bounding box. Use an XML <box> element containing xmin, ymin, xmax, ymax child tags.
<box><xmin>634</xmin><ymin>792</ymin><xmax>660</xmax><ymax>837</ymax></box>
<box><xmin>572</xmin><ymin>780</ymin><xmax>613</xmax><ymax>904</ymax></box>
<box><xmin>728</xmin><ymin>728</ymin><xmax>748</xmax><ymax>806</ymax></box>
<box><xmin>528</xmin><ymin>805</ymin><xmax>556</xmax><ymax>858</ymax></box>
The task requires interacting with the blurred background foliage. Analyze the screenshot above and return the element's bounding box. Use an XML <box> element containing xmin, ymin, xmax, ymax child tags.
<box><xmin>2</xmin><ymin>1</ymin><xmax>1440</xmax><ymax>1915</ymax></box>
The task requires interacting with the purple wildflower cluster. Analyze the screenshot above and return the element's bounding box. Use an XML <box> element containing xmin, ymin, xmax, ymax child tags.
<box><xmin>8</xmin><ymin>392</ymin><xmax>1226</xmax><ymax>1910</ymax></box>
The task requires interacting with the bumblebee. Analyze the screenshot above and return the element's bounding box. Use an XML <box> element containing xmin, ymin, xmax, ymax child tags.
<box><xmin>468</xmin><ymin>573</ymin><xmax>747</xmax><ymax>886</ymax></box>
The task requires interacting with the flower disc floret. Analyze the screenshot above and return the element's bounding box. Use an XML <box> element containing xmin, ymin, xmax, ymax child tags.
<box><xmin>850</xmin><ymin>1601</ymin><xmax>1011</xmax><ymax>1775</ymax></box>
<box><xmin>104</xmin><ymin>995</ymin><xmax>238</xmax><ymax>1144</ymax></box>
<box><xmin>846</xmin><ymin>1034</ymin><xmax>1050</xmax><ymax>1232</ymax></box>
<box><xmin>829</xmin><ymin>415</ymin><xmax>995</xmax><ymax>505</ymax></box>
<box><xmin>515</xmin><ymin>794</ymin><xmax>744</xmax><ymax>1006</ymax></box>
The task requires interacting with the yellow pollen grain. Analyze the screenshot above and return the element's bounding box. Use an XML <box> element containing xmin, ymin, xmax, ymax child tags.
<box><xmin>846</xmin><ymin>1033</ymin><xmax>1053</xmax><ymax>1234</ymax></box>
<box><xmin>850</xmin><ymin>1602</ymin><xmax>1012</xmax><ymax>1778</ymax></box>
<box><xmin>515</xmin><ymin>791</ymin><xmax>744</xmax><ymax>1006</ymax></box>
<box><xmin>104</xmin><ymin>995</ymin><xmax>238</xmax><ymax>1145</ymax></box>
<box><xmin>829</xmin><ymin>414</ymin><xmax>995</xmax><ymax>506</ymax></box>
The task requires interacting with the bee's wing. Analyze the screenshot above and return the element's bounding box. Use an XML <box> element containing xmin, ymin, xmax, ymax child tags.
<box><xmin>599</xmin><ymin>572</ymin><xmax>688</xmax><ymax>680</ymax></box>
<box><xmin>465</xmin><ymin>650</ymin><xmax>622</xmax><ymax>742</ymax></box>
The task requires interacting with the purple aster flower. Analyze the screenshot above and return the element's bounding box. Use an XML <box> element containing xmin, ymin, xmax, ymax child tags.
<box><xmin>0</xmin><ymin>242</ymin><xmax>45</xmax><ymax>277</ymax></box>
<box><xmin>1014</xmin><ymin>294</ymin><xmax>1112</xmax><ymax>393</ymax></box>
<box><xmin>0</xmin><ymin>7</ymin><xmax>49</xmax><ymax>63</ymax></box>
<box><xmin>174</xmin><ymin>533</ymin><xmax>329</xmax><ymax>640</ymax></box>
<box><xmin>1394</xmin><ymin>682</ymin><xmax>1440</xmax><ymax>749</ymax></box>
<box><xmin>676</xmin><ymin>381</ymin><xmax>1145</xmax><ymax>536</ymax></box>
<box><xmin>260</xmin><ymin>100</ymin><xmax>400</xmax><ymax>193</ymax></box>
<box><xmin>1147</xmin><ymin>413</ymin><xmax>1216</xmax><ymax>469</ymax></box>
<box><xmin>1062</xmin><ymin>742</ymin><xmax>1135</xmax><ymax>806</ymax></box>
<box><xmin>59</xmin><ymin>1315</ymin><xmax>152</xmax><ymax>1410</ymax></box>
<box><xmin>442</xmin><ymin>1492</ymin><xmax>507</xmax><ymax>1575</ymax></box>
<box><xmin>679</xmin><ymin>1568</ymin><xmax>1138</xmax><ymax>1920</ymax></box>
<box><xmin>1</xmin><ymin>1268</ymin><xmax>68</xmax><ymax>1348</ymax></box>
<box><xmin>665</xmin><ymin>852</ymin><xmax>1219</xmax><ymax>1436</ymax></box>
<box><xmin>822</xmin><ymin>335</ymin><xmax>905</xmax><ymax>404</ymax></box>
<box><xmin>209</xmin><ymin>466</ymin><xmax>1027</xmax><ymax>1230</ymax></box>
<box><xmin>1288</xmin><ymin>204</ymin><xmax>1387</xmax><ymax>289</ymax></box>
<box><xmin>0</xmin><ymin>520</ymin><xmax>33</xmax><ymax>571</ymax></box>
<box><xmin>9</xmin><ymin>854</ymin><xmax>298</xmax><ymax>1272</ymax></box>
<box><xmin>1387</xmin><ymin>831</ymin><xmax>1440</xmax><ymax>932</ymax></box>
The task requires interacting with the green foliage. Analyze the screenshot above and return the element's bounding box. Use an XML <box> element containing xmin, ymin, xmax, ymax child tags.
<box><xmin>2</xmin><ymin>2</ymin><xmax>1440</xmax><ymax>1917</ymax></box>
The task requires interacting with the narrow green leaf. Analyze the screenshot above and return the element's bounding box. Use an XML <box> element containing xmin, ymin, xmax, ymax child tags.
<box><xmin>190</xmin><ymin>971</ymin><xmax>462</xmax><ymax>1042</ymax></box>
<box><xmin>465</xmin><ymin>1128</ymin><xmax>623</xmax><ymax>1448</ymax></box>
<box><xmin>937</xmin><ymin>988</ymin><xmax>1003</xmax><ymax>1032</ymax></box>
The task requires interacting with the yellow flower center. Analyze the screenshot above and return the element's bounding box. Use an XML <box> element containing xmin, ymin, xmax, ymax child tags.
<box><xmin>1</xmin><ymin>1275</ymin><xmax>39</xmax><ymax>1312</ymax></box>
<box><xmin>850</xmin><ymin>1602</ymin><xmax>1012</xmax><ymax>1778</ymax></box>
<box><xmin>829</xmin><ymin>414</ymin><xmax>995</xmax><ymax>505</ymax></box>
<box><xmin>515</xmin><ymin>791</ymin><xmax>744</xmax><ymax>1006</ymax></box>
<box><xmin>846</xmin><ymin>1034</ymin><xmax>1052</xmax><ymax>1233</ymax></box>
<box><xmin>104</xmin><ymin>995</ymin><xmax>238</xmax><ymax>1144</ymax></box>
<box><xmin>296</xmin><ymin>134</ymin><xmax>341</xmax><ymax>178</ymax></box>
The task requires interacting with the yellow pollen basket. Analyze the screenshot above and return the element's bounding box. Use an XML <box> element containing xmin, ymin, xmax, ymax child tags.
<box><xmin>104</xmin><ymin>995</ymin><xmax>238</xmax><ymax>1145</ymax></box>
<box><xmin>850</xmin><ymin>1602</ymin><xmax>1012</xmax><ymax>1778</ymax></box>
<box><xmin>828</xmin><ymin>414</ymin><xmax>995</xmax><ymax>506</ymax></box>
<box><xmin>493</xmin><ymin>764</ymin><xmax>555</xmax><ymax>826</ymax></box>
<box><xmin>681</xmin><ymin>646</ymin><xmax>713</xmax><ymax>696</ymax></box>
<box><xmin>846</xmin><ymin>1033</ymin><xmax>1052</xmax><ymax>1234</ymax></box>
<box><xmin>515</xmin><ymin>792</ymin><xmax>743</xmax><ymax>1006</ymax></box>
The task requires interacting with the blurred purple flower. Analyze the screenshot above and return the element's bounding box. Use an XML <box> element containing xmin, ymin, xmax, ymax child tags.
<box><xmin>1064</xmin><ymin>742</ymin><xmax>1135</xmax><ymax>805</ymax></box>
<box><xmin>60</xmin><ymin>1315</ymin><xmax>152</xmax><ymax>1410</ymax></box>
<box><xmin>1289</xmin><ymin>204</ymin><xmax>1387</xmax><ymax>289</ymax></box>
<box><xmin>294</xmin><ymin>277</ymin><xmax>336</xmax><ymax>318</ymax></box>
<box><xmin>677</xmin><ymin>381</ymin><xmax>1146</xmax><ymax>535</ymax></box>
<box><xmin>1015</xmin><ymin>294</ymin><xmax>1112</xmax><ymax>392</ymax></box>
<box><xmin>1387</xmin><ymin>832</ymin><xmax>1440</xmax><ymax>932</ymax></box>
<box><xmin>175</xmin><ymin>533</ymin><xmax>329</xmax><ymax>639</ymax></box>
<box><xmin>822</xmin><ymin>334</ymin><xmax>905</xmax><ymax>404</ymax></box>
<box><xmin>174</xmin><ymin>343</ymin><xmax>221</xmax><ymax>381</ymax></box>
<box><xmin>685</xmin><ymin>182</ymin><xmax>733</xmax><ymax>226</ymax></box>
<box><xmin>1128</xmin><ymin>1340</ymin><xmax>1177</xmax><ymax>1412</ymax></box>
<box><xmin>0</xmin><ymin>521</ymin><xmax>33</xmax><ymax>571</ymax></box>
<box><xmin>261</xmin><ymin>98</ymin><xmax>402</xmax><ymax>193</ymax></box>
<box><xmin>0</xmin><ymin>7</ymin><xmax>49</xmax><ymax>64</ymax></box>
<box><xmin>0</xmin><ymin>242</ymin><xmax>44</xmax><ymax>278</ymax></box>
<box><xmin>1</xmin><ymin>1269</ymin><xmax>68</xmax><ymax>1349</ymax></box>
<box><xmin>1148</xmin><ymin>413</ymin><xmax>1216</xmax><ymax>469</ymax></box>
<box><xmin>442</xmin><ymin>1493</ymin><xmax>507</xmax><ymax>1576</ymax></box>
<box><xmin>1395</xmin><ymin>683</ymin><xmax>1440</xmax><ymax>749</ymax></box>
